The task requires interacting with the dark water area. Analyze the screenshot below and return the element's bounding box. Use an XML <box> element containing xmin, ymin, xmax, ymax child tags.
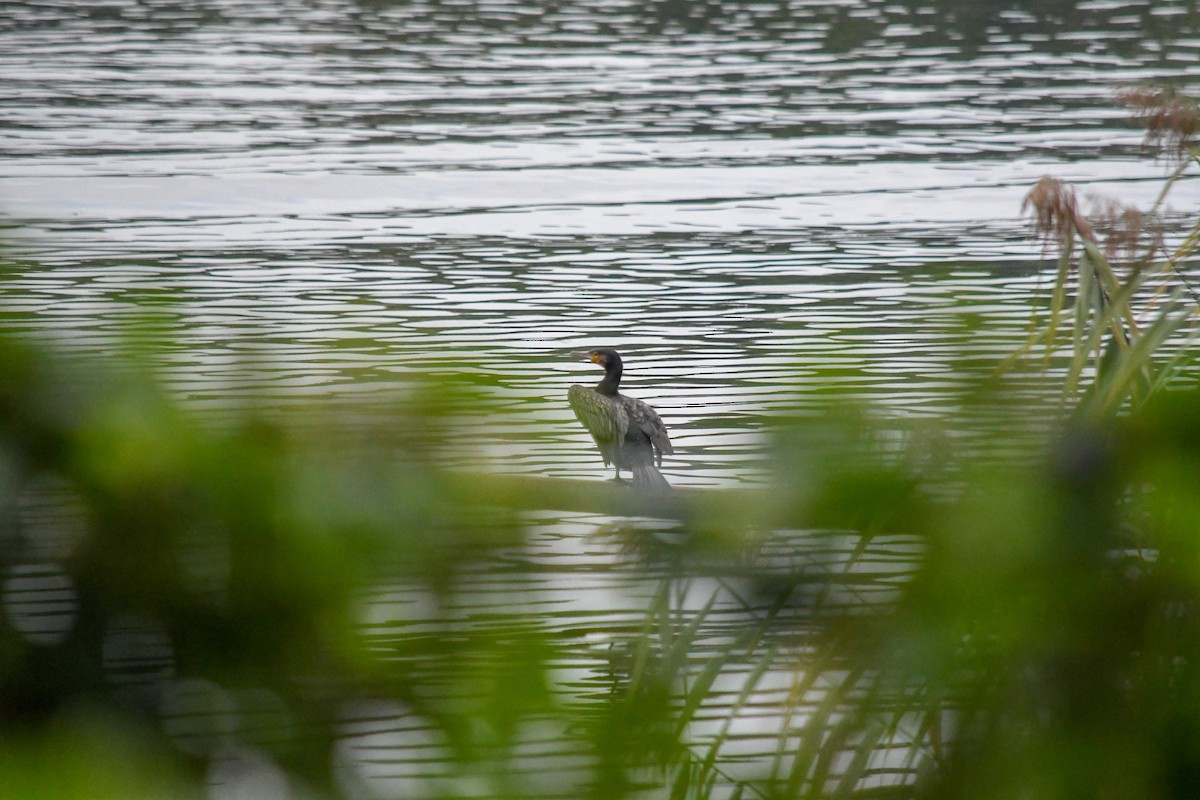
<box><xmin>2</xmin><ymin>1</ymin><xmax>1199</xmax><ymax>796</ymax></box>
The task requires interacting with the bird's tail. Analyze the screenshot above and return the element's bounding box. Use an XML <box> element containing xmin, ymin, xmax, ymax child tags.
<box><xmin>632</xmin><ymin>462</ymin><xmax>672</xmax><ymax>492</ymax></box>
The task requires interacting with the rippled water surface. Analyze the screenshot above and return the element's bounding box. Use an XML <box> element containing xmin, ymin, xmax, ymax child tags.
<box><xmin>5</xmin><ymin>1</ymin><xmax>1199</xmax><ymax>479</ymax></box>
<box><xmin>3</xmin><ymin>0</ymin><xmax>1199</xmax><ymax>793</ymax></box>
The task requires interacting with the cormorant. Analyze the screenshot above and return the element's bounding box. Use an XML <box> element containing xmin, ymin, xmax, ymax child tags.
<box><xmin>568</xmin><ymin>348</ymin><xmax>674</xmax><ymax>490</ymax></box>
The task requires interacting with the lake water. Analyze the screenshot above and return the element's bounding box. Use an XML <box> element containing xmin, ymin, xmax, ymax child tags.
<box><xmin>2</xmin><ymin>0</ymin><xmax>1199</xmax><ymax>796</ymax></box>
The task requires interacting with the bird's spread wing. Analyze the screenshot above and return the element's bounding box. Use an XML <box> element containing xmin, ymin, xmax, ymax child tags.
<box><xmin>624</xmin><ymin>397</ymin><xmax>674</xmax><ymax>463</ymax></box>
<box><xmin>569</xmin><ymin>385</ymin><xmax>628</xmax><ymax>464</ymax></box>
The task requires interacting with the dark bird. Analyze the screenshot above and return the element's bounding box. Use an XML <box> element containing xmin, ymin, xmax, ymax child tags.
<box><xmin>568</xmin><ymin>348</ymin><xmax>674</xmax><ymax>491</ymax></box>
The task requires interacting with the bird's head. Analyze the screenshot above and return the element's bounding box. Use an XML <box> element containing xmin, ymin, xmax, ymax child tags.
<box><xmin>582</xmin><ymin>348</ymin><xmax>622</xmax><ymax>370</ymax></box>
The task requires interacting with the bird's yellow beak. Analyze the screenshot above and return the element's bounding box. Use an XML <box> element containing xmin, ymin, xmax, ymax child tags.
<box><xmin>589</xmin><ymin>352</ymin><xmax>600</xmax><ymax>364</ymax></box>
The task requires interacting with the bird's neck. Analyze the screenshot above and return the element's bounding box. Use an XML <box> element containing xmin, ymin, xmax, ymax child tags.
<box><xmin>596</xmin><ymin>366</ymin><xmax>621</xmax><ymax>396</ymax></box>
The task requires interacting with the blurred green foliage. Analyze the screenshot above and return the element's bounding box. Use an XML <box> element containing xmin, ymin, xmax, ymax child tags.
<box><xmin>0</xmin><ymin>333</ymin><xmax>539</xmax><ymax>796</ymax></box>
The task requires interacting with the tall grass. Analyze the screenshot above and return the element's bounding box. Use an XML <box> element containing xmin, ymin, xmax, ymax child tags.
<box><xmin>619</xmin><ymin>85</ymin><xmax>1200</xmax><ymax>800</ymax></box>
<box><xmin>1003</xmin><ymin>86</ymin><xmax>1200</xmax><ymax>421</ymax></box>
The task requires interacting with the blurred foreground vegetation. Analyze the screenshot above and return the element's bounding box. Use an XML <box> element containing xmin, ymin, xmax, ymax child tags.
<box><xmin>1</xmin><ymin>87</ymin><xmax>1199</xmax><ymax>799</ymax></box>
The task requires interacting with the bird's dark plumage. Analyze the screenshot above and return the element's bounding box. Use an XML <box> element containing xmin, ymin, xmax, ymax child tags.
<box><xmin>568</xmin><ymin>348</ymin><xmax>674</xmax><ymax>490</ymax></box>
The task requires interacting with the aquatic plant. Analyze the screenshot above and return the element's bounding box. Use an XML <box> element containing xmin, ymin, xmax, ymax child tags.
<box><xmin>1003</xmin><ymin>85</ymin><xmax>1200</xmax><ymax>422</ymax></box>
